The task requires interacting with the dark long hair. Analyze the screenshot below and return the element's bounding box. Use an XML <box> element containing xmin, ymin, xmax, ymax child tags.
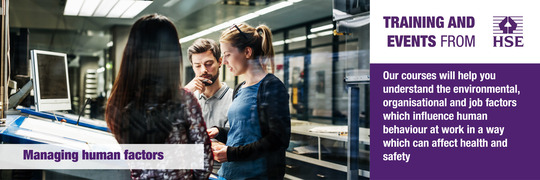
<box><xmin>105</xmin><ymin>14</ymin><xmax>183</xmax><ymax>144</ymax></box>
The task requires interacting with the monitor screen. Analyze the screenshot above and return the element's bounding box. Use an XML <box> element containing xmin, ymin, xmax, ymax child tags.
<box><xmin>30</xmin><ymin>50</ymin><xmax>72</xmax><ymax>112</ymax></box>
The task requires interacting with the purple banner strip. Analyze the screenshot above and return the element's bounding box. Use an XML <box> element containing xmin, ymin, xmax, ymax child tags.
<box><xmin>371</xmin><ymin>64</ymin><xmax>540</xmax><ymax>179</ymax></box>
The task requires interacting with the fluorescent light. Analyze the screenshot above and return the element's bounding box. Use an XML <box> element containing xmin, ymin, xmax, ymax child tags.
<box><xmin>274</xmin><ymin>30</ymin><xmax>333</xmax><ymax>46</ymax></box>
<box><xmin>180</xmin><ymin>0</ymin><xmax>302</xmax><ymax>44</ymax></box>
<box><xmin>163</xmin><ymin>0</ymin><xmax>180</xmax><ymax>7</ymax></box>
<box><xmin>273</xmin><ymin>40</ymin><xmax>285</xmax><ymax>46</ymax></box>
<box><xmin>316</xmin><ymin>30</ymin><xmax>334</xmax><ymax>37</ymax></box>
<box><xmin>78</xmin><ymin>0</ymin><xmax>101</xmax><ymax>16</ymax></box>
<box><xmin>93</xmin><ymin>0</ymin><xmax>118</xmax><ymax>17</ymax></box>
<box><xmin>121</xmin><ymin>1</ymin><xmax>152</xmax><ymax>18</ymax></box>
<box><xmin>64</xmin><ymin>0</ymin><xmax>151</xmax><ymax>18</ymax></box>
<box><xmin>310</xmin><ymin>24</ymin><xmax>333</xmax><ymax>33</ymax></box>
<box><xmin>290</xmin><ymin>36</ymin><xmax>306</xmax><ymax>42</ymax></box>
<box><xmin>255</xmin><ymin>1</ymin><xmax>292</xmax><ymax>15</ymax></box>
<box><xmin>64</xmin><ymin>0</ymin><xmax>84</xmax><ymax>16</ymax></box>
<box><xmin>107</xmin><ymin>1</ymin><xmax>135</xmax><ymax>18</ymax></box>
<box><xmin>180</xmin><ymin>13</ymin><xmax>261</xmax><ymax>43</ymax></box>
<box><xmin>180</xmin><ymin>28</ymin><xmax>216</xmax><ymax>43</ymax></box>
<box><xmin>209</xmin><ymin>23</ymin><xmax>231</xmax><ymax>33</ymax></box>
<box><xmin>229</xmin><ymin>13</ymin><xmax>259</xmax><ymax>24</ymax></box>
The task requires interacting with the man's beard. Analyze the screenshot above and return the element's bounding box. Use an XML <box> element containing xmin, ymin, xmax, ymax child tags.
<box><xmin>201</xmin><ymin>71</ymin><xmax>219</xmax><ymax>86</ymax></box>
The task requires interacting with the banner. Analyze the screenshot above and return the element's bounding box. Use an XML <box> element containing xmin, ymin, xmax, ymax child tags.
<box><xmin>371</xmin><ymin>0</ymin><xmax>540</xmax><ymax>179</ymax></box>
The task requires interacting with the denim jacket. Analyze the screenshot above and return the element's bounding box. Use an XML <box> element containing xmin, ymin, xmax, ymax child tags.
<box><xmin>216</xmin><ymin>74</ymin><xmax>291</xmax><ymax>179</ymax></box>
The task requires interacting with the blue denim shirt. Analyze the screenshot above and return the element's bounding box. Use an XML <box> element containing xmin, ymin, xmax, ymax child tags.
<box><xmin>218</xmin><ymin>80</ymin><xmax>267</xmax><ymax>179</ymax></box>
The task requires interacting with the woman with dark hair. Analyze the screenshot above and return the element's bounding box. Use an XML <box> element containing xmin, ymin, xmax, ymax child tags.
<box><xmin>105</xmin><ymin>14</ymin><xmax>212</xmax><ymax>179</ymax></box>
<box><xmin>209</xmin><ymin>23</ymin><xmax>291</xmax><ymax>179</ymax></box>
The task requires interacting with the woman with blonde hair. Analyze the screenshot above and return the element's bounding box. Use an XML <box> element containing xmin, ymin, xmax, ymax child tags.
<box><xmin>209</xmin><ymin>23</ymin><xmax>291</xmax><ymax>179</ymax></box>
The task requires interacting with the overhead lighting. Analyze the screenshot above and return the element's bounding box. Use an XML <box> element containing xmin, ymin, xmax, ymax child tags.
<box><xmin>64</xmin><ymin>0</ymin><xmax>84</xmax><ymax>16</ymax></box>
<box><xmin>273</xmin><ymin>30</ymin><xmax>334</xmax><ymax>45</ymax></box>
<box><xmin>93</xmin><ymin>1</ymin><xmax>118</xmax><ymax>17</ymax></box>
<box><xmin>64</xmin><ymin>0</ymin><xmax>152</xmax><ymax>19</ymax></box>
<box><xmin>180</xmin><ymin>13</ymin><xmax>262</xmax><ymax>43</ymax></box>
<box><xmin>290</xmin><ymin>36</ymin><xmax>306</xmax><ymax>42</ymax></box>
<box><xmin>230</xmin><ymin>13</ymin><xmax>260</xmax><ymax>24</ymax></box>
<box><xmin>121</xmin><ymin>1</ymin><xmax>153</xmax><ymax>18</ymax></box>
<box><xmin>307</xmin><ymin>34</ymin><xmax>318</xmax><ymax>39</ymax></box>
<box><xmin>78</xmin><ymin>0</ymin><xmax>101</xmax><ymax>16</ymax></box>
<box><xmin>273</xmin><ymin>40</ymin><xmax>285</xmax><ymax>46</ymax></box>
<box><xmin>254</xmin><ymin>1</ymin><xmax>293</xmax><ymax>16</ymax></box>
<box><xmin>163</xmin><ymin>0</ymin><xmax>180</xmax><ymax>7</ymax></box>
<box><xmin>106</xmin><ymin>1</ymin><xmax>134</xmax><ymax>18</ymax></box>
<box><xmin>310</xmin><ymin>24</ymin><xmax>333</xmax><ymax>33</ymax></box>
<box><xmin>316</xmin><ymin>30</ymin><xmax>334</xmax><ymax>37</ymax></box>
<box><xmin>180</xmin><ymin>0</ymin><xmax>302</xmax><ymax>44</ymax></box>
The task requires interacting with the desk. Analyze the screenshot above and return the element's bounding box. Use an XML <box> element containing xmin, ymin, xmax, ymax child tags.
<box><xmin>291</xmin><ymin>120</ymin><xmax>370</xmax><ymax>144</ymax></box>
<box><xmin>0</xmin><ymin>115</ymin><xmax>130</xmax><ymax>179</ymax></box>
<box><xmin>287</xmin><ymin>120</ymin><xmax>370</xmax><ymax>178</ymax></box>
<box><xmin>18</xmin><ymin>108</ymin><xmax>109</xmax><ymax>132</ymax></box>
<box><xmin>1</xmin><ymin>114</ymin><xmax>116</xmax><ymax>145</ymax></box>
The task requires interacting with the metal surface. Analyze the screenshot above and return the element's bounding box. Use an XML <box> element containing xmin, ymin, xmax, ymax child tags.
<box><xmin>347</xmin><ymin>85</ymin><xmax>359</xmax><ymax>180</ymax></box>
<box><xmin>1</xmin><ymin>0</ymin><xmax>9</xmax><ymax>124</ymax></box>
<box><xmin>345</xmin><ymin>69</ymin><xmax>370</xmax><ymax>83</ymax></box>
<box><xmin>7</xmin><ymin>80</ymin><xmax>31</xmax><ymax>110</ymax></box>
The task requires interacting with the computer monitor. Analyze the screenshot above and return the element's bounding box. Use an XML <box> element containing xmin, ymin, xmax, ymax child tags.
<box><xmin>30</xmin><ymin>50</ymin><xmax>72</xmax><ymax>112</ymax></box>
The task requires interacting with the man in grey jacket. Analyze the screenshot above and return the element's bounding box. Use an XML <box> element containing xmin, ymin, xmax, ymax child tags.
<box><xmin>185</xmin><ymin>38</ymin><xmax>232</xmax><ymax>129</ymax></box>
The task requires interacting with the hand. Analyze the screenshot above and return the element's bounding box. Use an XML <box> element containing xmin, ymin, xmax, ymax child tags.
<box><xmin>207</xmin><ymin>127</ymin><xmax>219</xmax><ymax>139</ymax></box>
<box><xmin>185</xmin><ymin>77</ymin><xmax>212</xmax><ymax>93</ymax></box>
<box><xmin>211</xmin><ymin>140</ymin><xmax>225</xmax><ymax>150</ymax></box>
<box><xmin>212</xmin><ymin>144</ymin><xmax>228</xmax><ymax>162</ymax></box>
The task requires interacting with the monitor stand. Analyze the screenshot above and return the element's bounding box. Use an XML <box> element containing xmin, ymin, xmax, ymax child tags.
<box><xmin>6</xmin><ymin>80</ymin><xmax>33</xmax><ymax>115</ymax></box>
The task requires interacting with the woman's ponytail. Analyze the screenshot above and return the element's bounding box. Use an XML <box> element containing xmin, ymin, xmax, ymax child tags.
<box><xmin>256</xmin><ymin>25</ymin><xmax>275</xmax><ymax>73</ymax></box>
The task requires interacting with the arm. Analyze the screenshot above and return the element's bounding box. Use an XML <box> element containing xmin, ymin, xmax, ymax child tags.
<box><xmin>226</xmin><ymin>76</ymin><xmax>291</xmax><ymax>161</ymax></box>
<box><xmin>184</xmin><ymin>91</ymin><xmax>213</xmax><ymax>179</ymax></box>
<box><xmin>214</xmin><ymin>126</ymin><xmax>230</xmax><ymax>143</ymax></box>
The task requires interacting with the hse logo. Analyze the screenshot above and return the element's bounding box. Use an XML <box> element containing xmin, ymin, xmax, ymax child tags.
<box><xmin>493</xmin><ymin>16</ymin><xmax>523</xmax><ymax>47</ymax></box>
